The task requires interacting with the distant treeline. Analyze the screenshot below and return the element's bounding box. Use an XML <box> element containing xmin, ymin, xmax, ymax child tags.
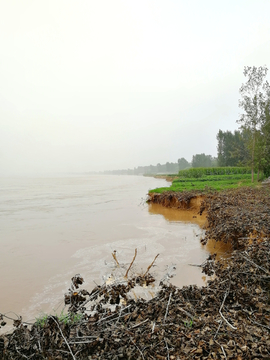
<box><xmin>103</xmin><ymin>126</ymin><xmax>269</xmax><ymax>177</ymax></box>
<box><xmin>103</xmin><ymin>155</ymin><xmax>218</xmax><ymax>175</ymax></box>
<box><xmin>103</xmin><ymin>66</ymin><xmax>270</xmax><ymax>180</ymax></box>
<box><xmin>103</xmin><ymin>160</ymin><xmax>186</xmax><ymax>176</ymax></box>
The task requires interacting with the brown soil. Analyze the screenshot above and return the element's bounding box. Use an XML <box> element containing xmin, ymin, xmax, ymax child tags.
<box><xmin>199</xmin><ymin>187</ymin><xmax>270</xmax><ymax>249</ymax></box>
<box><xmin>148</xmin><ymin>191</ymin><xmax>205</xmax><ymax>212</ymax></box>
<box><xmin>153</xmin><ymin>175</ymin><xmax>178</xmax><ymax>182</ymax></box>
<box><xmin>148</xmin><ymin>187</ymin><xmax>270</xmax><ymax>249</ymax></box>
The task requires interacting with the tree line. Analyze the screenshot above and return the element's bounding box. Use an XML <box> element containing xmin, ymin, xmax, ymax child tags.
<box><xmin>103</xmin><ymin>66</ymin><xmax>270</xmax><ymax>179</ymax></box>
<box><xmin>217</xmin><ymin>65</ymin><xmax>270</xmax><ymax>180</ymax></box>
<box><xmin>103</xmin><ymin>155</ymin><xmax>217</xmax><ymax>175</ymax></box>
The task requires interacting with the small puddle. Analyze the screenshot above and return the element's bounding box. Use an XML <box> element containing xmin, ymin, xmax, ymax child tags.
<box><xmin>147</xmin><ymin>203</ymin><xmax>233</xmax><ymax>287</ymax></box>
<box><xmin>205</xmin><ymin>239</ymin><xmax>233</xmax><ymax>259</ymax></box>
<box><xmin>148</xmin><ymin>203</ymin><xmax>207</xmax><ymax>227</ymax></box>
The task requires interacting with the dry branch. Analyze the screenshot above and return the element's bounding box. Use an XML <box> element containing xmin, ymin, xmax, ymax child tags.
<box><xmin>219</xmin><ymin>290</ymin><xmax>237</xmax><ymax>330</ymax></box>
<box><xmin>125</xmin><ymin>248</ymin><xmax>137</xmax><ymax>278</ymax></box>
<box><xmin>163</xmin><ymin>292</ymin><xmax>172</xmax><ymax>323</ymax></box>
<box><xmin>143</xmin><ymin>253</ymin><xmax>159</xmax><ymax>277</ymax></box>
<box><xmin>49</xmin><ymin>316</ymin><xmax>76</xmax><ymax>360</ymax></box>
<box><xmin>112</xmin><ymin>250</ymin><xmax>119</xmax><ymax>267</ymax></box>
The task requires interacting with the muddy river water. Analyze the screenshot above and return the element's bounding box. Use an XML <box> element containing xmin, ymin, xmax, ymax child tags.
<box><xmin>0</xmin><ymin>175</ymin><xmax>231</xmax><ymax>331</ymax></box>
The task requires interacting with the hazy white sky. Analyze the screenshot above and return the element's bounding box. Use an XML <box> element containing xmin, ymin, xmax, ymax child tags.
<box><xmin>1</xmin><ymin>0</ymin><xmax>270</xmax><ymax>174</ymax></box>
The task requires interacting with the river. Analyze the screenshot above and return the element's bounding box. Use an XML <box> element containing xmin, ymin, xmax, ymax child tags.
<box><xmin>0</xmin><ymin>174</ymin><xmax>216</xmax><ymax>330</ymax></box>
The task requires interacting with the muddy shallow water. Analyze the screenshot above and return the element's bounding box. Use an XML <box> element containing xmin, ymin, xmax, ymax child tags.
<box><xmin>0</xmin><ymin>175</ymin><xmax>230</xmax><ymax>332</ymax></box>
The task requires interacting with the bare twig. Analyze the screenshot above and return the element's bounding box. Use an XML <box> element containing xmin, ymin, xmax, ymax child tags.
<box><xmin>219</xmin><ymin>291</ymin><xmax>237</xmax><ymax>330</ymax></box>
<box><xmin>49</xmin><ymin>316</ymin><xmax>76</xmax><ymax>360</ymax></box>
<box><xmin>220</xmin><ymin>344</ymin><xmax>227</xmax><ymax>359</ymax></box>
<box><xmin>143</xmin><ymin>254</ymin><xmax>159</xmax><ymax>277</ymax></box>
<box><xmin>0</xmin><ymin>312</ymin><xmax>23</xmax><ymax>322</ymax></box>
<box><xmin>15</xmin><ymin>348</ymin><xmax>30</xmax><ymax>359</ymax></box>
<box><xmin>214</xmin><ymin>320</ymin><xmax>222</xmax><ymax>339</ymax></box>
<box><xmin>164</xmin><ymin>339</ymin><xmax>169</xmax><ymax>360</ymax></box>
<box><xmin>96</xmin><ymin>305</ymin><xmax>131</xmax><ymax>324</ymax></box>
<box><xmin>214</xmin><ymin>341</ymin><xmax>227</xmax><ymax>359</ymax></box>
<box><xmin>130</xmin><ymin>318</ymin><xmax>149</xmax><ymax>329</ymax></box>
<box><xmin>220</xmin><ymin>311</ymin><xmax>236</xmax><ymax>329</ymax></box>
<box><xmin>248</xmin><ymin>317</ymin><xmax>270</xmax><ymax>331</ymax></box>
<box><xmin>78</xmin><ymin>288</ymin><xmax>101</xmax><ymax>310</ymax></box>
<box><xmin>116</xmin><ymin>306</ymin><xmax>122</xmax><ymax>324</ymax></box>
<box><xmin>242</xmin><ymin>252</ymin><xmax>269</xmax><ymax>274</ymax></box>
<box><xmin>164</xmin><ymin>292</ymin><xmax>172</xmax><ymax>323</ymax></box>
<box><xmin>68</xmin><ymin>340</ymin><xmax>95</xmax><ymax>345</ymax></box>
<box><xmin>125</xmin><ymin>248</ymin><xmax>137</xmax><ymax>278</ymax></box>
<box><xmin>72</xmin><ymin>336</ymin><xmax>96</xmax><ymax>340</ymax></box>
<box><xmin>178</xmin><ymin>307</ymin><xmax>193</xmax><ymax>320</ymax></box>
<box><xmin>131</xmin><ymin>339</ymin><xmax>145</xmax><ymax>360</ymax></box>
<box><xmin>112</xmin><ymin>250</ymin><xmax>119</xmax><ymax>267</ymax></box>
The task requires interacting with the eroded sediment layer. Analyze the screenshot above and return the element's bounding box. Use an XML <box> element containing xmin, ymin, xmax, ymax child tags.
<box><xmin>148</xmin><ymin>187</ymin><xmax>270</xmax><ymax>249</ymax></box>
<box><xmin>147</xmin><ymin>190</ymin><xmax>205</xmax><ymax>211</ymax></box>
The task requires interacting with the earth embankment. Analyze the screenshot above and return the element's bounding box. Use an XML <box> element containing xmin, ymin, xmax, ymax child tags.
<box><xmin>148</xmin><ymin>187</ymin><xmax>270</xmax><ymax>249</ymax></box>
<box><xmin>147</xmin><ymin>190</ymin><xmax>205</xmax><ymax>212</ymax></box>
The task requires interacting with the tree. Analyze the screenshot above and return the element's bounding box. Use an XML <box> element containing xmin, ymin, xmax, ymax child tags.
<box><xmin>255</xmin><ymin>96</ymin><xmax>270</xmax><ymax>177</ymax></box>
<box><xmin>238</xmin><ymin>65</ymin><xmax>270</xmax><ymax>181</ymax></box>
<box><xmin>217</xmin><ymin>130</ymin><xmax>236</xmax><ymax>166</ymax></box>
<box><xmin>192</xmin><ymin>153</ymin><xmax>214</xmax><ymax>168</ymax></box>
<box><xmin>156</xmin><ymin>163</ymin><xmax>162</xmax><ymax>173</ymax></box>
<box><xmin>216</xmin><ymin>129</ymin><xmax>250</xmax><ymax>167</ymax></box>
<box><xmin>178</xmin><ymin>157</ymin><xmax>190</xmax><ymax>170</ymax></box>
<box><xmin>231</xmin><ymin>128</ymin><xmax>251</xmax><ymax>167</ymax></box>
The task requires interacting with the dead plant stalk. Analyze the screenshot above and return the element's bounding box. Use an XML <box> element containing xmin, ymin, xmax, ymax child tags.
<box><xmin>125</xmin><ymin>248</ymin><xmax>137</xmax><ymax>278</ymax></box>
<box><xmin>143</xmin><ymin>253</ymin><xmax>159</xmax><ymax>277</ymax></box>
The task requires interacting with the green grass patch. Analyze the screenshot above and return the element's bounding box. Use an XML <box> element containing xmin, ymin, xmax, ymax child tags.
<box><xmin>178</xmin><ymin>167</ymin><xmax>251</xmax><ymax>178</ymax></box>
<box><xmin>173</xmin><ymin>174</ymin><xmax>251</xmax><ymax>183</ymax></box>
<box><xmin>35</xmin><ymin>311</ymin><xmax>83</xmax><ymax>328</ymax></box>
<box><xmin>149</xmin><ymin>172</ymin><xmax>261</xmax><ymax>193</ymax></box>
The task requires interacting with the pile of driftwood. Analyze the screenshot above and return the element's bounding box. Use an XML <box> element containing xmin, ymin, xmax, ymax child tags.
<box><xmin>1</xmin><ymin>238</ymin><xmax>270</xmax><ymax>359</ymax></box>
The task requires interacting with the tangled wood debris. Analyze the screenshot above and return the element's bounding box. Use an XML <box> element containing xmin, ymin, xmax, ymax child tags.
<box><xmin>1</xmin><ymin>240</ymin><xmax>270</xmax><ymax>359</ymax></box>
<box><xmin>199</xmin><ymin>187</ymin><xmax>270</xmax><ymax>248</ymax></box>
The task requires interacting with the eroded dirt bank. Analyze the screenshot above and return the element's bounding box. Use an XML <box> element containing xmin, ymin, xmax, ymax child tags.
<box><xmin>148</xmin><ymin>190</ymin><xmax>205</xmax><ymax>212</ymax></box>
<box><xmin>148</xmin><ymin>187</ymin><xmax>270</xmax><ymax>249</ymax></box>
<box><xmin>199</xmin><ymin>187</ymin><xmax>270</xmax><ymax>248</ymax></box>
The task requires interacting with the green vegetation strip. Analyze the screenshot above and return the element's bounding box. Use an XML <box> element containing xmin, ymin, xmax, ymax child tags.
<box><xmin>173</xmin><ymin>174</ymin><xmax>251</xmax><ymax>183</ymax></box>
<box><xmin>178</xmin><ymin>166</ymin><xmax>251</xmax><ymax>178</ymax></box>
<box><xmin>35</xmin><ymin>311</ymin><xmax>83</xmax><ymax>328</ymax></box>
<box><xmin>149</xmin><ymin>167</ymin><xmax>260</xmax><ymax>193</ymax></box>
